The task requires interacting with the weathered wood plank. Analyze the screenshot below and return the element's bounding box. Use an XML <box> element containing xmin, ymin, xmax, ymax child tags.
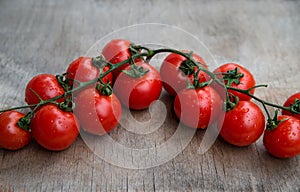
<box><xmin>0</xmin><ymin>0</ymin><xmax>300</xmax><ymax>191</ymax></box>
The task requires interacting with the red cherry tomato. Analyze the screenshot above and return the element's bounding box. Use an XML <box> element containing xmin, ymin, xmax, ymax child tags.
<box><xmin>113</xmin><ymin>62</ymin><xmax>163</xmax><ymax>110</ymax></box>
<box><xmin>74</xmin><ymin>88</ymin><xmax>122</xmax><ymax>136</ymax></box>
<box><xmin>66</xmin><ymin>57</ymin><xmax>112</xmax><ymax>87</ymax></box>
<box><xmin>282</xmin><ymin>92</ymin><xmax>300</xmax><ymax>120</ymax></box>
<box><xmin>30</xmin><ymin>105</ymin><xmax>79</xmax><ymax>151</ymax></box>
<box><xmin>219</xmin><ymin>101</ymin><xmax>265</xmax><ymax>146</ymax></box>
<box><xmin>263</xmin><ymin>115</ymin><xmax>300</xmax><ymax>158</ymax></box>
<box><xmin>25</xmin><ymin>74</ymin><xmax>65</xmax><ymax>106</ymax></box>
<box><xmin>0</xmin><ymin>111</ymin><xmax>31</xmax><ymax>150</ymax></box>
<box><xmin>102</xmin><ymin>39</ymin><xmax>133</xmax><ymax>78</ymax></box>
<box><xmin>174</xmin><ymin>86</ymin><xmax>222</xmax><ymax>129</ymax></box>
<box><xmin>213</xmin><ymin>63</ymin><xmax>256</xmax><ymax>101</ymax></box>
<box><xmin>160</xmin><ymin>51</ymin><xmax>208</xmax><ymax>96</ymax></box>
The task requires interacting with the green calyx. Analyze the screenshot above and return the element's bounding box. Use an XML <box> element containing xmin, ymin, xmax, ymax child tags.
<box><xmin>178</xmin><ymin>52</ymin><xmax>197</xmax><ymax>76</ymax></box>
<box><xmin>120</xmin><ymin>44</ymin><xmax>150</xmax><ymax>78</ymax></box>
<box><xmin>122</xmin><ymin>64</ymin><xmax>149</xmax><ymax>78</ymax></box>
<box><xmin>17</xmin><ymin>113</ymin><xmax>33</xmax><ymax>131</ymax></box>
<box><xmin>129</xmin><ymin>44</ymin><xmax>141</xmax><ymax>56</ymax></box>
<box><xmin>223</xmin><ymin>94</ymin><xmax>239</xmax><ymax>112</ymax></box>
<box><xmin>266</xmin><ymin>110</ymin><xmax>287</xmax><ymax>131</ymax></box>
<box><xmin>222</xmin><ymin>67</ymin><xmax>244</xmax><ymax>86</ymax></box>
<box><xmin>58</xmin><ymin>94</ymin><xmax>75</xmax><ymax>112</ymax></box>
<box><xmin>96</xmin><ymin>82</ymin><xmax>113</xmax><ymax>96</ymax></box>
<box><xmin>92</xmin><ymin>56</ymin><xmax>109</xmax><ymax>69</ymax></box>
<box><xmin>289</xmin><ymin>99</ymin><xmax>300</xmax><ymax>115</ymax></box>
<box><xmin>179</xmin><ymin>59</ymin><xmax>197</xmax><ymax>76</ymax></box>
<box><xmin>56</xmin><ymin>73</ymin><xmax>71</xmax><ymax>91</ymax></box>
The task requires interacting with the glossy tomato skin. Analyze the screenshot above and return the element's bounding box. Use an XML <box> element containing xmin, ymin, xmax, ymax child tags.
<box><xmin>160</xmin><ymin>51</ymin><xmax>208</xmax><ymax>96</ymax></box>
<box><xmin>282</xmin><ymin>92</ymin><xmax>300</xmax><ymax>120</ymax></box>
<box><xmin>0</xmin><ymin>111</ymin><xmax>31</xmax><ymax>150</ymax></box>
<box><xmin>113</xmin><ymin>62</ymin><xmax>162</xmax><ymax>110</ymax></box>
<box><xmin>263</xmin><ymin>115</ymin><xmax>300</xmax><ymax>158</ymax></box>
<box><xmin>213</xmin><ymin>63</ymin><xmax>256</xmax><ymax>101</ymax></box>
<box><xmin>25</xmin><ymin>74</ymin><xmax>65</xmax><ymax>106</ymax></box>
<box><xmin>30</xmin><ymin>105</ymin><xmax>79</xmax><ymax>151</ymax></box>
<box><xmin>219</xmin><ymin>101</ymin><xmax>265</xmax><ymax>146</ymax></box>
<box><xmin>174</xmin><ymin>86</ymin><xmax>223</xmax><ymax>129</ymax></box>
<box><xmin>66</xmin><ymin>57</ymin><xmax>112</xmax><ymax>87</ymax></box>
<box><xmin>102</xmin><ymin>39</ymin><xmax>134</xmax><ymax>78</ymax></box>
<box><xmin>74</xmin><ymin>88</ymin><xmax>122</xmax><ymax>136</ymax></box>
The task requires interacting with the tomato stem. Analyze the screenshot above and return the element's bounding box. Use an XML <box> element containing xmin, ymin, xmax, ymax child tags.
<box><xmin>1</xmin><ymin>45</ymin><xmax>299</xmax><ymax>127</ymax></box>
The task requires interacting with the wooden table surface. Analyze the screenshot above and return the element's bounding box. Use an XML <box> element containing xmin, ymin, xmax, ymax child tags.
<box><xmin>1</xmin><ymin>0</ymin><xmax>300</xmax><ymax>191</ymax></box>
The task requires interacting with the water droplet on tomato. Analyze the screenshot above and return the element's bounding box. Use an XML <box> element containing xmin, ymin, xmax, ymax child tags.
<box><xmin>283</xmin><ymin>142</ymin><xmax>287</xmax><ymax>146</ymax></box>
<box><xmin>245</xmin><ymin>136</ymin><xmax>250</xmax><ymax>141</ymax></box>
<box><xmin>241</xmin><ymin>108</ymin><xmax>249</xmax><ymax>113</ymax></box>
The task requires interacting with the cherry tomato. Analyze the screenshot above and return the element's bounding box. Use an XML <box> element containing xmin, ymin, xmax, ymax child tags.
<box><xmin>102</xmin><ymin>39</ymin><xmax>134</xmax><ymax>78</ymax></box>
<box><xmin>30</xmin><ymin>105</ymin><xmax>79</xmax><ymax>151</ymax></box>
<box><xmin>66</xmin><ymin>57</ymin><xmax>113</xmax><ymax>87</ymax></box>
<box><xmin>74</xmin><ymin>88</ymin><xmax>122</xmax><ymax>136</ymax></box>
<box><xmin>174</xmin><ymin>86</ymin><xmax>222</xmax><ymax>129</ymax></box>
<box><xmin>0</xmin><ymin>111</ymin><xmax>31</xmax><ymax>150</ymax></box>
<box><xmin>263</xmin><ymin>115</ymin><xmax>300</xmax><ymax>158</ymax></box>
<box><xmin>219</xmin><ymin>101</ymin><xmax>265</xmax><ymax>147</ymax></box>
<box><xmin>282</xmin><ymin>92</ymin><xmax>300</xmax><ymax>120</ymax></box>
<box><xmin>213</xmin><ymin>63</ymin><xmax>256</xmax><ymax>101</ymax></box>
<box><xmin>113</xmin><ymin>62</ymin><xmax>162</xmax><ymax>110</ymax></box>
<box><xmin>160</xmin><ymin>51</ymin><xmax>209</xmax><ymax>96</ymax></box>
<box><xmin>25</xmin><ymin>74</ymin><xmax>65</xmax><ymax>106</ymax></box>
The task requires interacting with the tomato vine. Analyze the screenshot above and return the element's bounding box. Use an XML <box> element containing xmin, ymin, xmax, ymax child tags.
<box><xmin>0</xmin><ymin>45</ymin><xmax>299</xmax><ymax>129</ymax></box>
<box><xmin>1</xmin><ymin>41</ymin><xmax>300</xmax><ymax>156</ymax></box>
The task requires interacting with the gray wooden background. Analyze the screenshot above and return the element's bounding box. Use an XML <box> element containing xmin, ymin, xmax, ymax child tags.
<box><xmin>1</xmin><ymin>0</ymin><xmax>300</xmax><ymax>191</ymax></box>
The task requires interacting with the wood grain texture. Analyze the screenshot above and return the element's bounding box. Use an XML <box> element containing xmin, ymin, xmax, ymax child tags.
<box><xmin>0</xmin><ymin>0</ymin><xmax>300</xmax><ymax>191</ymax></box>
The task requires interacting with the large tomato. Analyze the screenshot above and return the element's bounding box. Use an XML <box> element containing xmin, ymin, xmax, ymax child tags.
<box><xmin>25</xmin><ymin>74</ymin><xmax>65</xmax><ymax>106</ymax></box>
<box><xmin>113</xmin><ymin>62</ymin><xmax>162</xmax><ymax>110</ymax></box>
<box><xmin>219</xmin><ymin>101</ymin><xmax>265</xmax><ymax>147</ymax></box>
<box><xmin>74</xmin><ymin>88</ymin><xmax>122</xmax><ymax>136</ymax></box>
<box><xmin>160</xmin><ymin>51</ymin><xmax>208</xmax><ymax>96</ymax></box>
<box><xmin>282</xmin><ymin>92</ymin><xmax>300</xmax><ymax>120</ymax></box>
<box><xmin>102</xmin><ymin>39</ymin><xmax>135</xmax><ymax>78</ymax></box>
<box><xmin>174</xmin><ymin>86</ymin><xmax>222</xmax><ymax>129</ymax></box>
<box><xmin>30</xmin><ymin>105</ymin><xmax>79</xmax><ymax>151</ymax></box>
<box><xmin>213</xmin><ymin>63</ymin><xmax>256</xmax><ymax>101</ymax></box>
<box><xmin>66</xmin><ymin>57</ymin><xmax>112</xmax><ymax>87</ymax></box>
<box><xmin>263</xmin><ymin>115</ymin><xmax>300</xmax><ymax>158</ymax></box>
<box><xmin>0</xmin><ymin>111</ymin><xmax>31</xmax><ymax>150</ymax></box>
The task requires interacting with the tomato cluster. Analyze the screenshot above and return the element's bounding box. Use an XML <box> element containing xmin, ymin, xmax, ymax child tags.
<box><xmin>0</xmin><ymin>39</ymin><xmax>300</xmax><ymax>159</ymax></box>
<box><xmin>161</xmin><ymin>54</ymin><xmax>300</xmax><ymax>158</ymax></box>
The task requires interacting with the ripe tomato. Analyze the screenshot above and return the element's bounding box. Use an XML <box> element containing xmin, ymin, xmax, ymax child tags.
<box><xmin>74</xmin><ymin>88</ymin><xmax>122</xmax><ymax>136</ymax></box>
<box><xmin>25</xmin><ymin>74</ymin><xmax>65</xmax><ymax>106</ymax></box>
<box><xmin>263</xmin><ymin>115</ymin><xmax>300</xmax><ymax>158</ymax></box>
<box><xmin>102</xmin><ymin>39</ymin><xmax>134</xmax><ymax>78</ymax></box>
<box><xmin>30</xmin><ymin>105</ymin><xmax>79</xmax><ymax>151</ymax></box>
<box><xmin>174</xmin><ymin>86</ymin><xmax>222</xmax><ymax>129</ymax></box>
<box><xmin>213</xmin><ymin>63</ymin><xmax>256</xmax><ymax>101</ymax></box>
<box><xmin>66</xmin><ymin>57</ymin><xmax>113</xmax><ymax>87</ymax></box>
<box><xmin>219</xmin><ymin>101</ymin><xmax>265</xmax><ymax>146</ymax></box>
<box><xmin>113</xmin><ymin>62</ymin><xmax>162</xmax><ymax>110</ymax></box>
<box><xmin>0</xmin><ymin>111</ymin><xmax>31</xmax><ymax>150</ymax></box>
<box><xmin>282</xmin><ymin>92</ymin><xmax>300</xmax><ymax>120</ymax></box>
<box><xmin>160</xmin><ymin>51</ymin><xmax>208</xmax><ymax>96</ymax></box>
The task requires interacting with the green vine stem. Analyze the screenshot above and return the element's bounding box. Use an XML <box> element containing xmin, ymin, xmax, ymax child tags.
<box><xmin>0</xmin><ymin>45</ymin><xmax>299</xmax><ymax>129</ymax></box>
<box><xmin>0</xmin><ymin>51</ymin><xmax>148</xmax><ymax>113</ymax></box>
